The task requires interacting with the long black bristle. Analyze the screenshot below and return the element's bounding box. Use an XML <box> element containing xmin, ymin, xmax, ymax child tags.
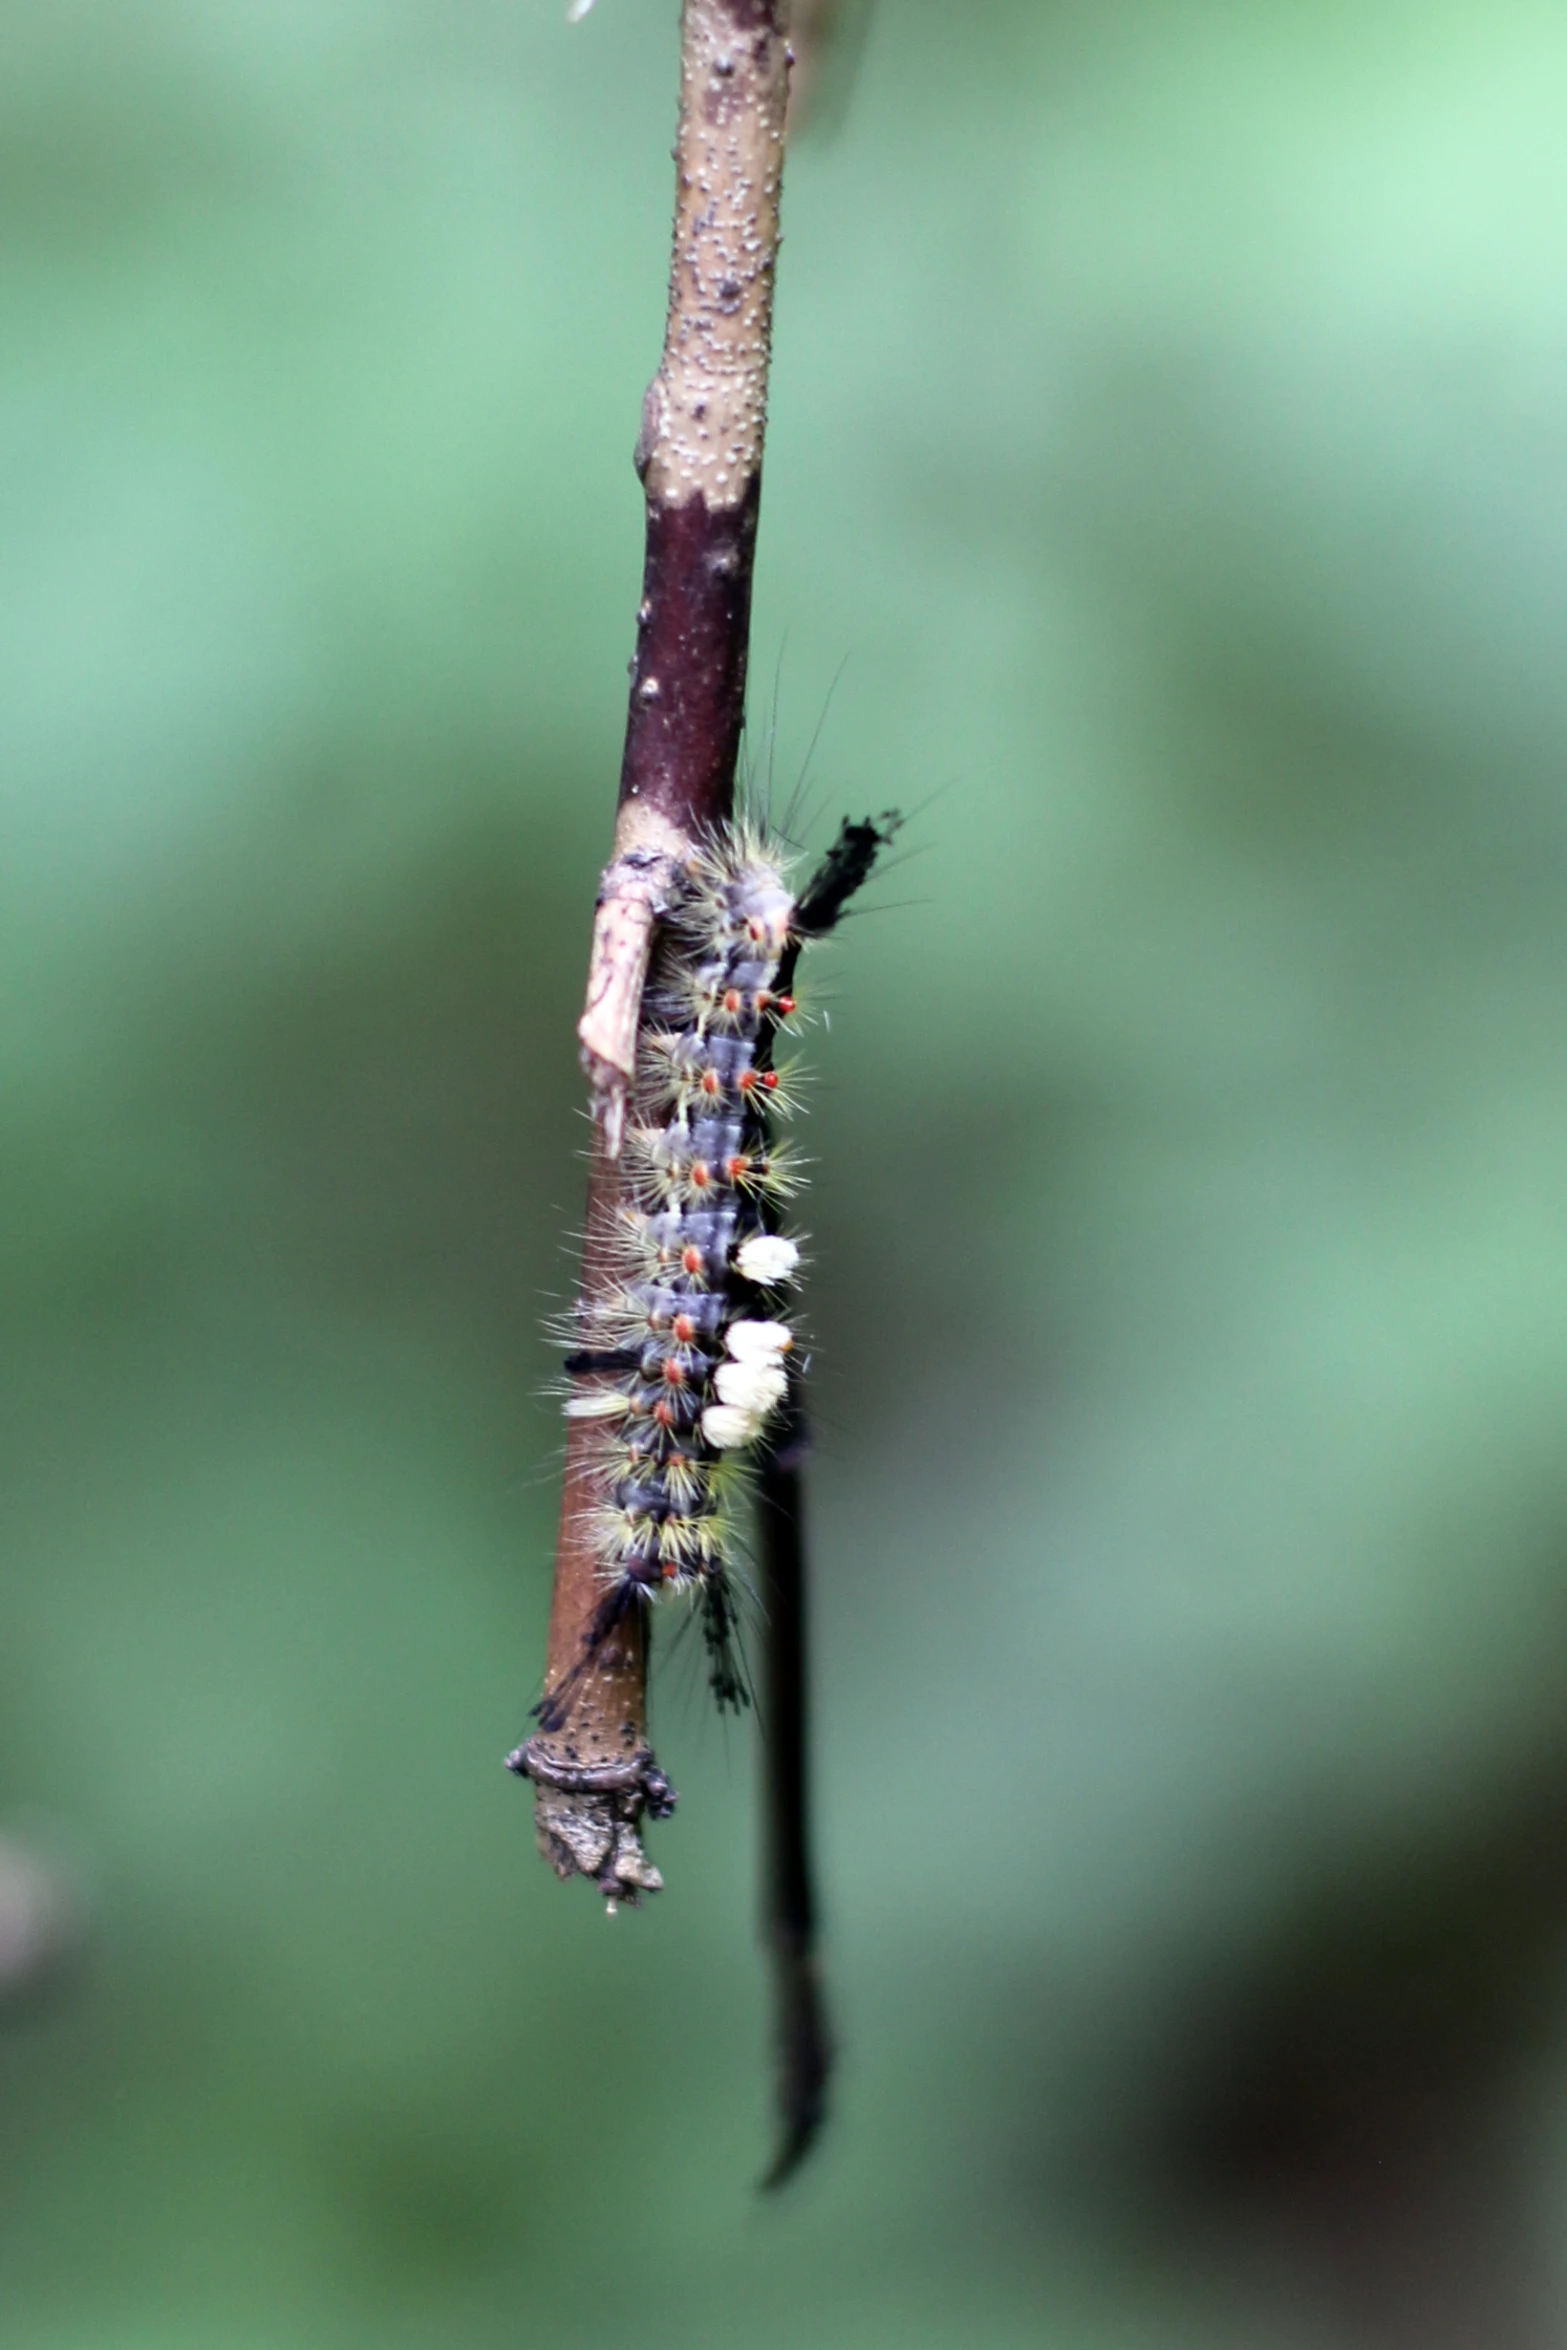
<box><xmin>756</xmin><ymin>1370</ymin><xmax>833</xmax><ymax>2188</ymax></box>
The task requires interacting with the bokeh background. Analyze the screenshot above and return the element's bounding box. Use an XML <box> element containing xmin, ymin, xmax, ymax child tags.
<box><xmin>6</xmin><ymin>1</ymin><xmax>1567</xmax><ymax>2342</ymax></box>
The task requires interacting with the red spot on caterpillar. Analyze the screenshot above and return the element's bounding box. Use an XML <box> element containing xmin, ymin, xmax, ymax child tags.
<box><xmin>723</xmin><ymin>988</ymin><xmax>743</xmax><ymax>1014</ymax></box>
<box><xmin>754</xmin><ymin>990</ymin><xmax>774</xmax><ymax>1011</ymax></box>
<box><xmin>690</xmin><ymin>1161</ymin><xmax>712</xmax><ymax>1189</ymax></box>
<box><xmin>661</xmin><ymin>1358</ymin><xmax>686</xmax><ymax>1386</ymax></box>
<box><xmin>737</xmin><ymin>1068</ymin><xmax>757</xmax><ymax>1094</ymax></box>
<box><xmin>761</xmin><ymin>1070</ymin><xmax>780</xmax><ymax>1090</ymax></box>
<box><xmin>700</xmin><ymin>1070</ymin><xmax>722</xmax><ymax>1096</ymax></box>
<box><xmin>776</xmin><ymin>995</ymin><xmax>796</xmax><ymax>1016</ymax></box>
<box><xmin>653</xmin><ymin>1401</ymin><xmax>676</xmax><ymax>1428</ymax></box>
<box><xmin>672</xmin><ymin>1313</ymin><xmax>696</xmax><ymax>1344</ymax></box>
<box><xmin>681</xmin><ymin>1245</ymin><xmax>704</xmax><ymax>1275</ymax></box>
<box><xmin>724</xmin><ymin>1155</ymin><xmax>751</xmax><ymax>1182</ymax></box>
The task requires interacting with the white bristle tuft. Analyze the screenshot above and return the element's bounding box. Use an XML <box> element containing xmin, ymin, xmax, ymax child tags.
<box><xmin>714</xmin><ymin>1357</ymin><xmax>789</xmax><ymax>1416</ymax></box>
<box><xmin>701</xmin><ymin>1402</ymin><xmax>762</xmax><ymax>1451</ymax></box>
<box><xmin>725</xmin><ymin>1320</ymin><xmax>792</xmax><ymax>1361</ymax></box>
<box><xmin>735</xmin><ymin>1233</ymin><xmax>798</xmax><ymax>1285</ymax></box>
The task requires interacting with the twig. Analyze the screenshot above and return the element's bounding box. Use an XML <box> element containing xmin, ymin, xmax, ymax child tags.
<box><xmin>510</xmin><ymin>0</ymin><xmax>792</xmax><ymax>1904</ymax></box>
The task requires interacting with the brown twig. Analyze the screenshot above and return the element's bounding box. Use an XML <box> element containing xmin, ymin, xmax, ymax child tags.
<box><xmin>510</xmin><ymin>0</ymin><xmax>791</xmax><ymax>1903</ymax></box>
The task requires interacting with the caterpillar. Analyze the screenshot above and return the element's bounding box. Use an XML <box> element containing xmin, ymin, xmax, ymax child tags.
<box><xmin>536</xmin><ymin>808</ymin><xmax>900</xmax><ymax>1725</ymax></box>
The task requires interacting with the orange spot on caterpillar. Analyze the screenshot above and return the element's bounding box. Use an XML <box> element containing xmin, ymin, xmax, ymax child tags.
<box><xmin>681</xmin><ymin>1245</ymin><xmax>704</xmax><ymax>1275</ymax></box>
<box><xmin>723</xmin><ymin>989</ymin><xmax>743</xmax><ymax>1014</ymax></box>
<box><xmin>661</xmin><ymin>1359</ymin><xmax>686</xmax><ymax>1387</ymax></box>
<box><xmin>725</xmin><ymin>1155</ymin><xmax>751</xmax><ymax>1182</ymax></box>
<box><xmin>653</xmin><ymin>1401</ymin><xmax>676</xmax><ymax>1428</ymax></box>
<box><xmin>672</xmin><ymin>1314</ymin><xmax>696</xmax><ymax>1344</ymax></box>
<box><xmin>737</xmin><ymin>1069</ymin><xmax>757</xmax><ymax>1094</ymax></box>
<box><xmin>700</xmin><ymin>1070</ymin><xmax>722</xmax><ymax>1096</ymax></box>
<box><xmin>754</xmin><ymin>990</ymin><xmax>774</xmax><ymax>1011</ymax></box>
<box><xmin>689</xmin><ymin>1161</ymin><xmax>712</xmax><ymax>1189</ymax></box>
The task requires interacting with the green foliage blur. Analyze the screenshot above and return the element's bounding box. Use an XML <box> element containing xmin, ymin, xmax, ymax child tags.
<box><xmin>7</xmin><ymin>1</ymin><xmax>1567</xmax><ymax>2342</ymax></box>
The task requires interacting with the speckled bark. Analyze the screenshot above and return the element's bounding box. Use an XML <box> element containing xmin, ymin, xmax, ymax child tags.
<box><xmin>514</xmin><ymin>0</ymin><xmax>791</xmax><ymax>1900</ymax></box>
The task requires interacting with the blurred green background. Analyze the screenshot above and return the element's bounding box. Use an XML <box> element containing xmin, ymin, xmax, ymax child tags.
<box><xmin>6</xmin><ymin>0</ymin><xmax>1567</xmax><ymax>2342</ymax></box>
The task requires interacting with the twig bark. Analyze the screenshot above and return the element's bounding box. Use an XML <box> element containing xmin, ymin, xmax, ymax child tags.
<box><xmin>510</xmin><ymin>0</ymin><xmax>792</xmax><ymax>1903</ymax></box>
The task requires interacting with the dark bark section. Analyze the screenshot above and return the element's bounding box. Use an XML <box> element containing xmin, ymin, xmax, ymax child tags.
<box><xmin>618</xmin><ymin>479</ymin><xmax>762</xmax><ymax>832</ymax></box>
<box><xmin>755</xmin><ymin>1372</ymin><xmax>833</xmax><ymax>2188</ymax></box>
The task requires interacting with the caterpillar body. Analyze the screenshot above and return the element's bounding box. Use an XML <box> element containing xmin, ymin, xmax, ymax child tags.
<box><xmin>539</xmin><ymin>810</ymin><xmax>899</xmax><ymax>1724</ymax></box>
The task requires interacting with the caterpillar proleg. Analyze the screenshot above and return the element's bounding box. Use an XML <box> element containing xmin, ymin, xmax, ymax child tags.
<box><xmin>520</xmin><ymin>809</ymin><xmax>898</xmax><ymax>1740</ymax></box>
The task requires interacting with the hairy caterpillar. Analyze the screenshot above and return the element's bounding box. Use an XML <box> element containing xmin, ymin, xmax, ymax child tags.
<box><xmin>532</xmin><ymin>808</ymin><xmax>900</xmax><ymax>1727</ymax></box>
